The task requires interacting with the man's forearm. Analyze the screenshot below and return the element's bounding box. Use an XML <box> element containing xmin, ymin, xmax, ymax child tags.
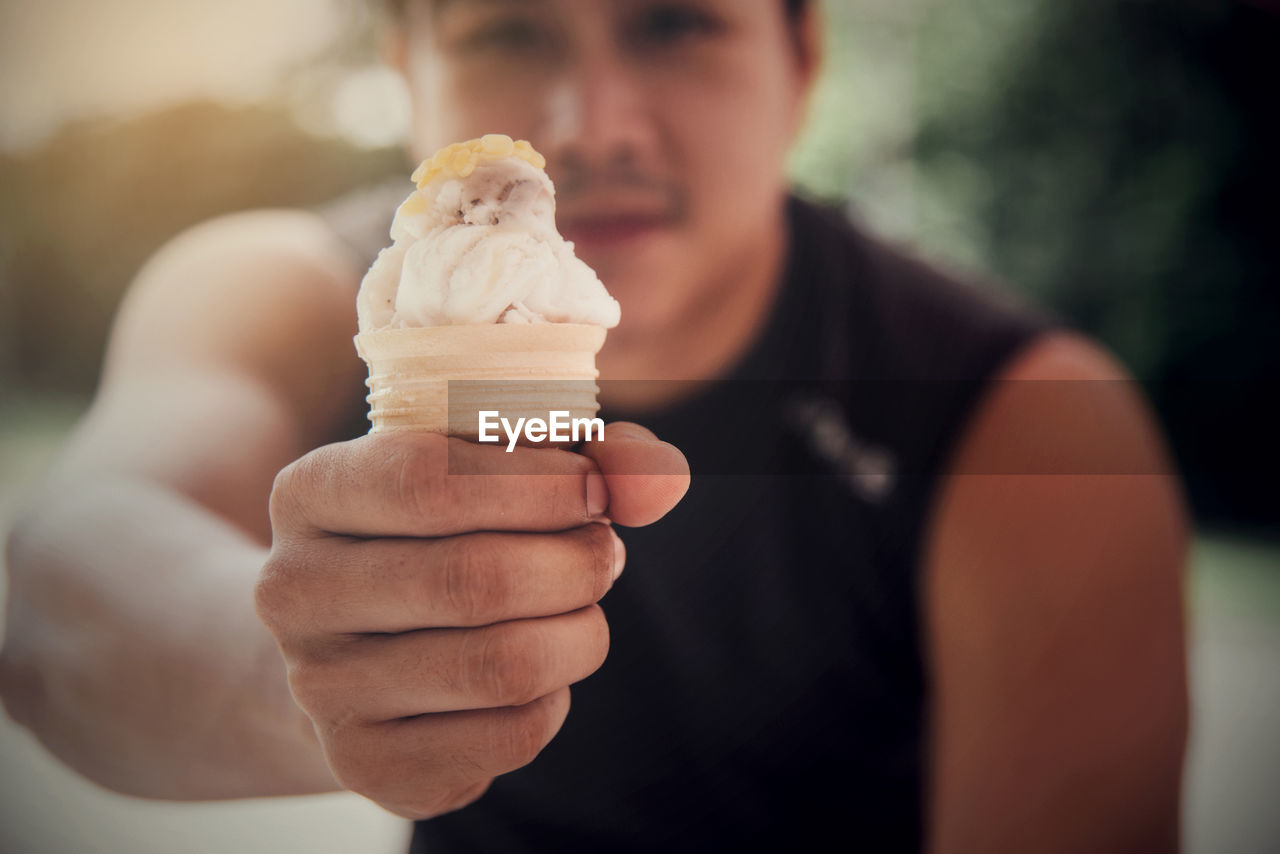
<box><xmin>1</xmin><ymin>475</ymin><xmax>338</xmax><ymax>799</ymax></box>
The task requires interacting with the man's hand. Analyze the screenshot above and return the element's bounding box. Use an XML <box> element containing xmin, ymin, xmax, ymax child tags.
<box><xmin>255</xmin><ymin>424</ymin><xmax>688</xmax><ymax>819</ymax></box>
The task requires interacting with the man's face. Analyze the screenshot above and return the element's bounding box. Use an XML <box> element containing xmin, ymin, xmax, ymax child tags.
<box><xmin>396</xmin><ymin>0</ymin><xmax>814</xmax><ymax>347</ymax></box>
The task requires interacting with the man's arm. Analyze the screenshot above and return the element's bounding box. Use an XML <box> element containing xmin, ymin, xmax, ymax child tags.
<box><xmin>922</xmin><ymin>332</ymin><xmax>1189</xmax><ymax>853</ymax></box>
<box><xmin>0</xmin><ymin>209</ymin><xmax>366</xmax><ymax>798</ymax></box>
<box><xmin>1</xmin><ymin>208</ymin><xmax>692</xmax><ymax>813</ymax></box>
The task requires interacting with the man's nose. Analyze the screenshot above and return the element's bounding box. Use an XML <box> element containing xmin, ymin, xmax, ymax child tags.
<box><xmin>537</xmin><ymin>53</ymin><xmax>658</xmax><ymax>171</ymax></box>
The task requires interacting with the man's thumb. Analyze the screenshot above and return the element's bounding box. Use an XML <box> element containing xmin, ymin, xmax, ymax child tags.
<box><xmin>579</xmin><ymin>422</ymin><xmax>690</xmax><ymax>527</ymax></box>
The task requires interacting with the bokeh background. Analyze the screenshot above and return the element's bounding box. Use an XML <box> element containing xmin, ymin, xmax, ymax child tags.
<box><xmin>1</xmin><ymin>0</ymin><xmax>1277</xmax><ymax>852</ymax></box>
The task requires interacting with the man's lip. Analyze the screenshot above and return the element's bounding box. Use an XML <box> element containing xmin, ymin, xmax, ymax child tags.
<box><xmin>558</xmin><ymin>213</ymin><xmax>674</xmax><ymax>247</ymax></box>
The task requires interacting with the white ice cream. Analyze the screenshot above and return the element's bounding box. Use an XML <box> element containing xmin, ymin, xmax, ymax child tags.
<box><xmin>356</xmin><ymin>135</ymin><xmax>620</xmax><ymax>333</ymax></box>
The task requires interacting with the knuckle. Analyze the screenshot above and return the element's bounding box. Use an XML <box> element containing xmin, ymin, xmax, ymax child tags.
<box><xmin>471</xmin><ymin>624</ymin><xmax>540</xmax><ymax>707</ymax></box>
<box><xmin>493</xmin><ymin>698</ymin><xmax>560</xmax><ymax>770</ymax></box>
<box><xmin>581</xmin><ymin>525</ymin><xmax>617</xmax><ymax>602</ymax></box>
<box><xmin>590</xmin><ymin>607</ymin><xmax>612</xmax><ymax>670</ymax></box>
<box><xmin>324</xmin><ymin>730</ymin><xmax>384</xmax><ymax>794</ymax></box>
<box><xmin>440</xmin><ymin>539</ymin><xmax>505</xmax><ymax>625</ymax></box>
<box><xmin>394</xmin><ymin>434</ymin><xmax>449</xmax><ymax>518</ymax></box>
<box><xmin>573</xmin><ymin>605</ymin><xmax>611</xmax><ymax>678</ymax></box>
<box><xmin>320</xmin><ymin>708</ymin><xmax>491</xmax><ymax>819</ymax></box>
<box><xmin>267</xmin><ymin>459</ymin><xmax>302</xmax><ymax>531</ymax></box>
<box><xmin>253</xmin><ymin>551</ymin><xmax>296</xmax><ymax>632</ymax></box>
<box><xmin>551</xmin><ymin>464</ymin><xmax>592</xmax><ymax>522</ymax></box>
<box><xmin>288</xmin><ymin>653</ymin><xmax>360</xmax><ymax>726</ymax></box>
<box><xmin>254</xmin><ymin>547</ymin><xmax>326</xmax><ymax>640</ymax></box>
<box><xmin>285</xmin><ymin>658</ymin><xmax>330</xmax><ymax>716</ymax></box>
<box><xmin>269</xmin><ymin>449</ymin><xmax>327</xmax><ymax>531</ymax></box>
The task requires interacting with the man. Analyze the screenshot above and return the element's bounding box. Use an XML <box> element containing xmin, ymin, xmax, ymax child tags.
<box><xmin>1</xmin><ymin>1</ymin><xmax>1188</xmax><ymax>851</ymax></box>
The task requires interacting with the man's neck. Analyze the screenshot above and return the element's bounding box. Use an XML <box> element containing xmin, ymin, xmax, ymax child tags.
<box><xmin>596</xmin><ymin>200</ymin><xmax>789</xmax><ymax>413</ymax></box>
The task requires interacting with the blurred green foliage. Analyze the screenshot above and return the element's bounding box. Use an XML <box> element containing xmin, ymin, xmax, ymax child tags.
<box><xmin>915</xmin><ymin>0</ymin><xmax>1278</xmax><ymax>528</ymax></box>
<box><xmin>794</xmin><ymin>0</ymin><xmax>1278</xmax><ymax>528</ymax></box>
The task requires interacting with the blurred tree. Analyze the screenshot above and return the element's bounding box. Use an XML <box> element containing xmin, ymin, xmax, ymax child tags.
<box><xmin>0</xmin><ymin>101</ymin><xmax>404</xmax><ymax>392</ymax></box>
<box><xmin>3</xmin><ymin>0</ymin><xmax>1275</xmax><ymax>530</ymax></box>
<box><xmin>914</xmin><ymin>0</ymin><xmax>1279</xmax><ymax>529</ymax></box>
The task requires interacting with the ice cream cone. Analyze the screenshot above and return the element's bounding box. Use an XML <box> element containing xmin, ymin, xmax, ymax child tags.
<box><xmin>354</xmin><ymin>323</ymin><xmax>606</xmax><ymax>440</ymax></box>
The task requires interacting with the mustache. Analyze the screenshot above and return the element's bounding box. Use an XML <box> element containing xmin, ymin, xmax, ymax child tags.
<box><xmin>551</xmin><ymin>161</ymin><xmax>687</xmax><ymax>217</ymax></box>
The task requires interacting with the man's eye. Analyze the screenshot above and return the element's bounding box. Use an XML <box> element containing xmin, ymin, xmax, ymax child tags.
<box><xmin>629</xmin><ymin>4</ymin><xmax>724</xmax><ymax>48</ymax></box>
<box><xmin>459</xmin><ymin>19</ymin><xmax>552</xmax><ymax>54</ymax></box>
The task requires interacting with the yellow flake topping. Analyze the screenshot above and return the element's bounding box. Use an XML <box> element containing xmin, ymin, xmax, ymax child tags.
<box><xmin>396</xmin><ymin>192</ymin><xmax>428</xmax><ymax>219</ymax></box>
<box><xmin>410</xmin><ymin>134</ymin><xmax>547</xmax><ymax>187</ymax></box>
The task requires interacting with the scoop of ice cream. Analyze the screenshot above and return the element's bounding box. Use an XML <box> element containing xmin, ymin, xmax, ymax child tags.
<box><xmin>356</xmin><ymin>135</ymin><xmax>621</xmax><ymax>332</ymax></box>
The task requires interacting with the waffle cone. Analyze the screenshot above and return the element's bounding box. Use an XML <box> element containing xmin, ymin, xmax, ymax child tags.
<box><xmin>354</xmin><ymin>324</ymin><xmax>606</xmax><ymax>439</ymax></box>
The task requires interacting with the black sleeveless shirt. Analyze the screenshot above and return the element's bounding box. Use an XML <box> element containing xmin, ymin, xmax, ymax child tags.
<box><xmin>322</xmin><ymin>191</ymin><xmax>1057</xmax><ymax>853</ymax></box>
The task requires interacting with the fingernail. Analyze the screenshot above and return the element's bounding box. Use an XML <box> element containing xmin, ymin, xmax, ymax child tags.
<box><xmin>611</xmin><ymin>529</ymin><xmax>626</xmax><ymax>580</ymax></box>
<box><xmin>586</xmin><ymin>471</ymin><xmax>608</xmax><ymax>517</ymax></box>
